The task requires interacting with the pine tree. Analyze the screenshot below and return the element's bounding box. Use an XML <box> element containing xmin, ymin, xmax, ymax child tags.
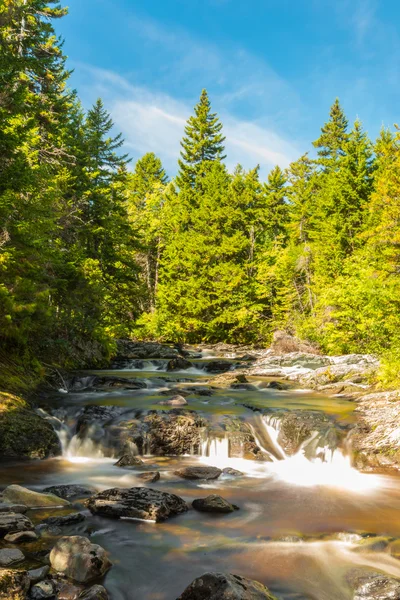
<box><xmin>176</xmin><ymin>89</ymin><xmax>226</xmax><ymax>189</ymax></box>
<box><xmin>313</xmin><ymin>98</ymin><xmax>349</xmax><ymax>169</ymax></box>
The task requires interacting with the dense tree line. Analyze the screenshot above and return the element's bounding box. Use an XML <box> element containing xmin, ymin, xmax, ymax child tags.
<box><xmin>1</xmin><ymin>1</ymin><xmax>400</xmax><ymax>385</ymax></box>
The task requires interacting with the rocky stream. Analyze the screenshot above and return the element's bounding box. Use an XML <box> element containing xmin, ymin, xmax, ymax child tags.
<box><xmin>2</xmin><ymin>341</ymin><xmax>400</xmax><ymax>599</ymax></box>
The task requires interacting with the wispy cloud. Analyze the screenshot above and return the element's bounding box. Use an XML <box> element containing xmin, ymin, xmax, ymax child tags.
<box><xmin>74</xmin><ymin>63</ymin><xmax>299</xmax><ymax>176</ymax></box>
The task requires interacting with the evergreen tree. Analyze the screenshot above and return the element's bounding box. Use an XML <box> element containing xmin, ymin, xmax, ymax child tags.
<box><xmin>313</xmin><ymin>98</ymin><xmax>349</xmax><ymax>169</ymax></box>
<box><xmin>176</xmin><ymin>89</ymin><xmax>226</xmax><ymax>189</ymax></box>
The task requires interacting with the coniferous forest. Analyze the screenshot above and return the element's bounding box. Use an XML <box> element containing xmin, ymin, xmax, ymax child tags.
<box><xmin>2</xmin><ymin>1</ymin><xmax>400</xmax><ymax>390</ymax></box>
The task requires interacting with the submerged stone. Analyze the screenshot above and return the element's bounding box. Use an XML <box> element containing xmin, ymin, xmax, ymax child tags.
<box><xmin>86</xmin><ymin>487</ymin><xmax>188</xmax><ymax>522</ymax></box>
<box><xmin>0</xmin><ymin>569</ymin><xmax>30</xmax><ymax>600</ymax></box>
<box><xmin>4</xmin><ymin>530</ymin><xmax>38</xmax><ymax>543</ymax></box>
<box><xmin>177</xmin><ymin>572</ymin><xmax>278</xmax><ymax>599</ymax></box>
<box><xmin>137</xmin><ymin>471</ymin><xmax>161</xmax><ymax>483</ymax></box>
<box><xmin>114</xmin><ymin>454</ymin><xmax>144</xmax><ymax>467</ymax></box>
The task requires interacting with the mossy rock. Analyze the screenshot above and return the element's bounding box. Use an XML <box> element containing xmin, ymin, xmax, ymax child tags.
<box><xmin>0</xmin><ymin>392</ymin><xmax>61</xmax><ymax>459</ymax></box>
<box><xmin>0</xmin><ymin>569</ymin><xmax>29</xmax><ymax>600</ymax></box>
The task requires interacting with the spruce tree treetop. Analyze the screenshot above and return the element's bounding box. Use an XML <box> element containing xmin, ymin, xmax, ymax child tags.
<box><xmin>130</xmin><ymin>152</ymin><xmax>168</xmax><ymax>206</ymax></box>
<box><xmin>313</xmin><ymin>98</ymin><xmax>349</xmax><ymax>167</ymax></box>
<box><xmin>176</xmin><ymin>89</ymin><xmax>226</xmax><ymax>189</ymax></box>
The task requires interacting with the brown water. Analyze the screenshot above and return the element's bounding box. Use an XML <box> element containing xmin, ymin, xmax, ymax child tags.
<box><xmin>2</xmin><ymin>357</ymin><xmax>400</xmax><ymax>599</ymax></box>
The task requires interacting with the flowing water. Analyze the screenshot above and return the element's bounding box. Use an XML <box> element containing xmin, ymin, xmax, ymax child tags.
<box><xmin>2</xmin><ymin>353</ymin><xmax>400</xmax><ymax>599</ymax></box>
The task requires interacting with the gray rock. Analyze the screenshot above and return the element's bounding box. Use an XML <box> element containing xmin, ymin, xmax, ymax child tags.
<box><xmin>53</xmin><ymin>578</ymin><xmax>83</xmax><ymax>599</ymax></box>
<box><xmin>2</xmin><ymin>484</ymin><xmax>70</xmax><ymax>507</ymax></box>
<box><xmin>158</xmin><ymin>395</ymin><xmax>188</xmax><ymax>406</ymax></box>
<box><xmin>192</xmin><ymin>495</ymin><xmax>239</xmax><ymax>514</ymax></box>
<box><xmin>50</xmin><ymin>536</ymin><xmax>112</xmax><ymax>584</ymax></box>
<box><xmin>166</xmin><ymin>357</ymin><xmax>193</xmax><ymax>371</ymax></box>
<box><xmin>42</xmin><ymin>513</ymin><xmax>86</xmax><ymax>527</ymax></box>
<box><xmin>222</xmin><ymin>467</ymin><xmax>243</xmax><ymax>477</ymax></box>
<box><xmin>204</xmin><ymin>361</ymin><xmax>233</xmax><ymax>373</ymax></box>
<box><xmin>0</xmin><ymin>569</ymin><xmax>30</xmax><ymax>599</ymax></box>
<box><xmin>79</xmin><ymin>585</ymin><xmax>109</xmax><ymax>599</ymax></box>
<box><xmin>4</xmin><ymin>529</ymin><xmax>38</xmax><ymax>543</ymax></box>
<box><xmin>0</xmin><ymin>512</ymin><xmax>34</xmax><ymax>537</ymax></box>
<box><xmin>0</xmin><ymin>547</ymin><xmax>24</xmax><ymax>566</ymax></box>
<box><xmin>87</xmin><ymin>487</ymin><xmax>188</xmax><ymax>522</ymax></box>
<box><xmin>115</xmin><ymin>340</ymin><xmax>178</xmax><ymax>360</ymax></box>
<box><xmin>174</xmin><ymin>466</ymin><xmax>222</xmax><ymax>480</ymax></box>
<box><xmin>42</xmin><ymin>485</ymin><xmax>96</xmax><ymax>500</ymax></box>
<box><xmin>30</xmin><ymin>580</ymin><xmax>55</xmax><ymax>599</ymax></box>
<box><xmin>177</xmin><ymin>572</ymin><xmax>278</xmax><ymax>599</ymax></box>
<box><xmin>114</xmin><ymin>454</ymin><xmax>144</xmax><ymax>467</ymax></box>
<box><xmin>0</xmin><ymin>503</ymin><xmax>27</xmax><ymax>514</ymax></box>
<box><xmin>137</xmin><ymin>471</ymin><xmax>160</xmax><ymax>483</ymax></box>
<box><xmin>347</xmin><ymin>569</ymin><xmax>400</xmax><ymax>599</ymax></box>
<box><xmin>27</xmin><ymin>566</ymin><xmax>50</xmax><ymax>584</ymax></box>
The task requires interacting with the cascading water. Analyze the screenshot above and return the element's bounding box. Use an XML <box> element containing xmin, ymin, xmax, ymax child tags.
<box><xmin>254</xmin><ymin>414</ymin><xmax>380</xmax><ymax>492</ymax></box>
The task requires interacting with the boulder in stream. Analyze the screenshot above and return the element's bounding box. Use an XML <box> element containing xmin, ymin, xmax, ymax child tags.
<box><xmin>222</xmin><ymin>467</ymin><xmax>243</xmax><ymax>477</ymax></box>
<box><xmin>192</xmin><ymin>495</ymin><xmax>239</xmax><ymax>514</ymax></box>
<box><xmin>208</xmin><ymin>373</ymin><xmax>248</xmax><ymax>387</ymax></box>
<box><xmin>347</xmin><ymin>568</ymin><xmax>400</xmax><ymax>599</ymax></box>
<box><xmin>0</xmin><ymin>547</ymin><xmax>25</xmax><ymax>566</ymax></box>
<box><xmin>4</xmin><ymin>530</ymin><xmax>38</xmax><ymax>543</ymax></box>
<box><xmin>177</xmin><ymin>572</ymin><xmax>278</xmax><ymax>599</ymax></box>
<box><xmin>2</xmin><ymin>484</ymin><xmax>70</xmax><ymax>508</ymax></box>
<box><xmin>50</xmin><ymin>535</ymin><xmax>112</xmax><ymax>584</ymax></box>
<box><xmin>42</xmin><ymin>485</ymin><xmax>97</xmax><ymax>500</ymax></box>
<box><xmin>166</xmin><ymin>357</ymin><xmax>193</xmax><ymax>371</ymax></box>
<box><xmin>114</xmin><ymin>454</ymin><xmax>144</xmax><ymax>467</ymax></box>
<box><xmin>86</xmin><ymin>487</ymin><xmax>188</xmax><ymax>522</ymax></box>
<box><xmin>0</xmin><ymin>512</ymin><xmax>34</xmax><ymax>537</ymax></box>
<box><xmin>174</xmin><ymin>466</ymin><xmax>222</xmax><ymax>480</ymax></box>
<box><xmin>79</xmin><ymin>585</ymin><xmax>109</xmax><ymax>599</ymax></box>
<box><xmin>0</xmin><ymin>569</ymin><xmax>30</xmax><ymax>600</ymax></box>
<box><xmin>0</xmin><ymin>392</ymin><xmax>61</xmax><ymax>459</ymax></box>
<box><xmin>158</xmin><ymin>395</ymin><xmax>188</xmax><ymax>406</ymax></box>
<box><xmin>27</xmin><ymin>566</ymin><xmax>50</xmax><ymax>584</ymax></box>
<box><xmin>137</xmin><ymin>471</ymin><xmax>160</xmax><ymax>483</ymax></box>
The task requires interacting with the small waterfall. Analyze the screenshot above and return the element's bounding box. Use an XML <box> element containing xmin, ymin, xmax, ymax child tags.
<box><xmin>257</xmin><ymin>414</ymin><xmax>379</xmax><ymax>492</ymax></box>
<box><xmin>201</xmin><ymin>436</ymin><xmax>230</xmax><ymax>460</ymax></box>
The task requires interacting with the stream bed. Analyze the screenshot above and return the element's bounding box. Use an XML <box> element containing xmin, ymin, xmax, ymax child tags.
<box><xmin>2</xmin><ymin>351</ymin><xmax>400</xmax><ymax>599</ymax></box>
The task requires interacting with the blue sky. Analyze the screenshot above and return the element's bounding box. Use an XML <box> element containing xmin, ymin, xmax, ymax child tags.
<box><xmin>58</xmin><ymin>0</ymin><xmax>400</xmax><ymax>177</ymax></box>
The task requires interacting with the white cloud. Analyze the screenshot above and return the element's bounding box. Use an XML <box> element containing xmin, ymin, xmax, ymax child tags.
<box><xmin>74</xmin><ymin>64</ymin><xmax>299</xmax><ymax>176</ymax></box>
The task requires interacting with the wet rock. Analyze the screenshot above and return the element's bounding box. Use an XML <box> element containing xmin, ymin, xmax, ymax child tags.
<box><xmin>353</xmin><ymin>536</ymin><xmax>392</xmax><ymax>553</ymax></box>
<box><xmin>347</xmin><ymin>569</ymin><xmax>400</xmax><ymax>599</ymax></box>
<box><xmin>224</xmin><ymin>418</ymin><xmax>268</xmax><ymax>461</ymax></box>
<box><xmin>143</xmin><ymin>410</ymin><xmax>207</xmax><ymax>456</ymax></box>
<box><xmin>177</xmin><ymin>572</ymin><xmax>278</xmax><ymax>599</ymax></box>
<box><xmin>92</xmin><ymin>376</ymin><xmax>147</xmax><ymax>390</ymax></box>
<box><xmin>115</xmin><ymin>340</ymin><xmax>178</xmax><ymax>360</ymax></box>
<box><xmin>52</xmin><ymin>577</ymin><xmax>83</xmax><ymax>599</ymax></box>
<box><xmin>0</xmin><ymin>503</ymin><xmax>27</xmax><ymax>514</ymax></box>
<box><xmin>114</xmin><ymin>454</ymin><xmax>144</xmax><ymax>467</ymax></box>
<box><xmin>0</xmin><ymin>512</ymin><xmax>34</xmax><ymax>537</ymax></box>
<box><xmin>0</xmin><ymin>392</ymin><xmax>61</xmax><ymax>459</ymax></box>
<box><xmin>4</xmin><ymin>530</ymin><xmax>38</xmax><ymax>543</ymax></box>
<box><xmin>42</xmin><ymin>513</ymin><xmax>86</xmax><ymax>527</ymax></box>
<box><xmin>137</xmin><ymin>471</ymin><xmax>160</xmax><ymax>483</ymax></box>
<box><xmin>0</xmin><ymin>547</ymin><xmax>24</xmax><ymax>566</ymax></box>
<box><xmin>50</xmin><ymin>536</ymin><xmax>112</xmax><ymax>584</ymax></box>
<box><xmin>42</xmin><ymin>485</ymin><xmax>96</xmax><ymax>500</ymax></box>
<box><xmin>195</xmin><ymin>387</ymin><xmax>214</xmax><ymax>397</ymax></box>
<box><xmin>3</xmin><ymin>485</ymin><xmax>70</xmax><ymax>508</ymax></box>
<box><xmin>158</xmin><ymin>395</ymin><xmax>188</xmax><ymax>406</ymax></box>
<box><xmin>27</xmin><ymin>566</ymin><xmax>50</xmax><ymax>584</ymax></box>
<box><xmin>166</xmin><ymin>357</ymin><xmax>193</xmax><ymax>371</ymax></box>
<box><xmin>159</xmin><ymin>388</ymin><xmax>191</xmax><ymax>397</ymax></box>
<box><xmin>30</xmin><ymin>580</ymin><xmax>55</xmax><ymax>599</ymax></box>
<box><xmin>0</xmin><ymin>569</ymin><xmax>29</xmax><ymax>600</ymax></box>
<box><xmin>192</xmin><ymin>495</ymin><xmax>239</xmax><ymax>514</ymax></box>
<box><xmin>174</xmin><ymin>466</ymin><xmax>222</xmax><ymax>480</ymax></box>
<box><xmin>269</xmin><ymin>411</ymin><xmax>339</xmax><ymax>457</ymax></box>
<box><xmin>222</xmin><ymin>467</ymin><xmax>243</xmax><ymax>477</ymax></box>
<box><xmin>87</xmin><ymin>487</ymin><xmax>188</xmax><ymax>522</ymax></box>
<box><xmin>78</xmin><ymin>585</ymin><xmax>109</xmax><ymax>599</ymax></box>
<box><xmin>209</xmin><ymin>373</ymin><xmax>248</xmax><ymax>387</ymax></box>
<box><xmin>204</xmin><ymin>361</ymin><xmax>233</xmax><ymax>374</ymax></box>
<box><xmin>263</xmin><ymin>381</ymin><xmax>290</xmax><ymax>390</ymax></box>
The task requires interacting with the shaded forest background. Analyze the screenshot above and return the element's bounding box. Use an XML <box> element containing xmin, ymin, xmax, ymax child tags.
<box><xmin>1</xmin><ymin>1</ymin><xmax>400</xmax><ymax>390</ymax></box>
